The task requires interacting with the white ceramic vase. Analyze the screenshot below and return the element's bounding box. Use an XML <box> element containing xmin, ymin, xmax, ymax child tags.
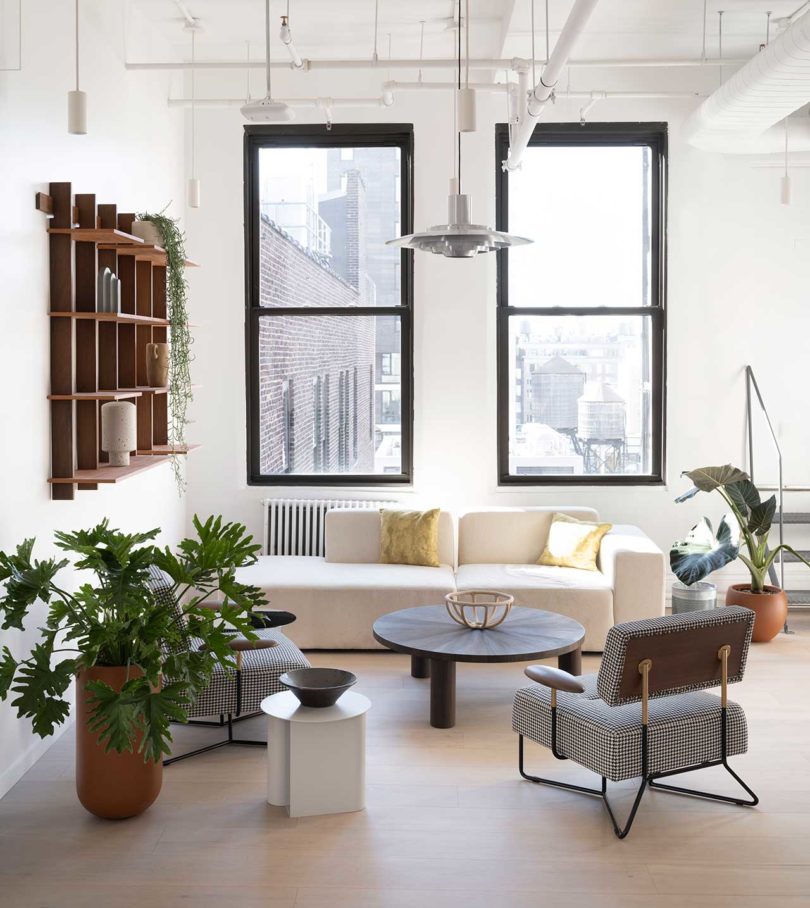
<box><xmin>101</xmin><ymin>401</ymin><xmax>137</xmax><ymax>466</ymax></box>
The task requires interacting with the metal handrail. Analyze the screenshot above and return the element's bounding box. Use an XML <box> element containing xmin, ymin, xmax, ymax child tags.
<box><xmin>745</xmin><ymin>365</ymin><xmax>784</xmax><ymax>589</ymax></box>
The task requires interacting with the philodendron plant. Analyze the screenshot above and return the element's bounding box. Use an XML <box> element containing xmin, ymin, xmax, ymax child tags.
<box><xmin>672</xmin><ymin>464</ymin><xmax>810</xmax><ymax>592</ymax></box>
<box><xmin>0</xmin><ymin>516</ymin><xmax>265</xmax><ymax>762</ymax></box>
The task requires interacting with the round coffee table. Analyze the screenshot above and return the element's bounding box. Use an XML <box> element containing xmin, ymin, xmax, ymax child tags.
<box><xmin>372</xmin><ymin>605</ymin><xmax>585</xmax><ymax>728</ymax></box>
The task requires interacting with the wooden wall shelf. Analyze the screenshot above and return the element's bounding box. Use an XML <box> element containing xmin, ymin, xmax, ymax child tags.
<box><xmin>49</xmin><ymin>311</ymin><xmax>171</xmax><ymax>327</ymax></box>
<box><xmin>40</xmin><ymin>182</ymin><xmax>199</xmax><ymax>499</ymax></box>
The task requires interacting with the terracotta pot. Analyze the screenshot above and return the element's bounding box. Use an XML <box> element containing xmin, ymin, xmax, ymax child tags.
<box><xmin>146</xmin><ymin>342</ymin><xmax>169</xmax><ymax>388</ymax></box>
<box><xmin>75</xmin><ymin>666</ymin><xmax>162</xmax><ymax>819</ymax></box>
<box><xmin>725</xmin><ymin>583</ymin><xmax>788</xmax><ymax>643</ymax></box>
<box><xmin>130</xmin><ymin>219</ymin><xmax>162</xmax><ymax>247</ymax></box>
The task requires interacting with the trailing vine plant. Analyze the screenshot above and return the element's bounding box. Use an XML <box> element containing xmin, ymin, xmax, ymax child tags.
<box><xmin>137</xmin><ymin>209</ymin><xmax>193</xmax><ymax>492</ymax></box>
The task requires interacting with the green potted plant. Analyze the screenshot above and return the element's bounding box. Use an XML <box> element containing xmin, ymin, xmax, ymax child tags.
<box><xmin>132</xmin><ymin>209</ymin><xmax>194</xmax><ymax>492</ymax></box>
<box><xmin>0</xmin><ymin>515</ymin><xmax>265</xmax><ymax>819</ymax></box>
<box><xmin>673</xmin><ymin>465</ymin><xmax>810</xmax><ymax>641</ymax></box>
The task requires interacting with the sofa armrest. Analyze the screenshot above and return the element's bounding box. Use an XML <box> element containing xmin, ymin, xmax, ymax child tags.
<box><xmin>598</xmin><ymin>525</ymin><xmax>666</xmax><ymax>625</ymax></box>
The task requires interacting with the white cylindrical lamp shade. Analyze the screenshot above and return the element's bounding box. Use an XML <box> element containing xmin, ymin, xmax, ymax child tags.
<box><xmin>101</xmin><ymin>401</ymin><xmax>137</xmax><ymax>466</ymax></box>
<box><xmin>188</xmin><ymin>177</ymin><xmax>201</xmax><ymax>208</ymax></box>
<box><xmin>457</xmin><ymin>87</ymin><xmax>477</xmax><ymax>132</ymax></box>
<box><xmin>68</xmin><ymin>90</ymin><xmax>87</xmax><ymax>135</ymax></box>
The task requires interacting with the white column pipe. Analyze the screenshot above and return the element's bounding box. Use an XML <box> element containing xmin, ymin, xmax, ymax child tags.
<box><xmin>505</xmin><ymin>0</ymin><xmax>601</xmax><ymax>171</ymax></box>
<box><xmin>126</xmin><ymin>55</ymin><xmax>744</xmax><ymax>72</ymax></box>
<box><xmin>168</xmin><ymin>96</ymin><xmax>394</xmax><ymax>108</ymax></box>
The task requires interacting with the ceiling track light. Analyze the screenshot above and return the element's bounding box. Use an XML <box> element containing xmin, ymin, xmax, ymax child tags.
<box><xmin>241</xmin><ymin>0</ymin><xmax>295</xmax><ymax>122</ymax></box>
<box><xmin>68</xmin><ymin>0</ymin><xmax>87</xmax><ymax>134</ymax></box>
<box><xmin>387</xmin><ymin>0</ymin><xmax>531</xmax><ymax>257</ymax></box>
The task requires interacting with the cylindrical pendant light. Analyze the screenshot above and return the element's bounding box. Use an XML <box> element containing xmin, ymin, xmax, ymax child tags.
<box><xmin>68</xmin><ymin>0</ymin><xmax>87</xmax><ymax>134</ymax></box>
<box><xmin>187</xmin><ymin>25</ymin><xmax>201</xmax><ymax>208</ymax></box>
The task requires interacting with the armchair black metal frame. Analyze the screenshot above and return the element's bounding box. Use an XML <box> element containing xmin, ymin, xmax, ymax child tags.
<box><xmin>514</xmin><ymin>607</ymin><xmax>759</xmax><ymax>839</ymax></box>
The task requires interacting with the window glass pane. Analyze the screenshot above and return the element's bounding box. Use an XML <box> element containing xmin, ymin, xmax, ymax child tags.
<box><xmin>507</xmin><ymin>315</ymin><xmax>654</xmax><ymax>477</ymax></box>
<box><xmin>258</xmin><ymin>146</ymin><xmax>402</xmax><ymax>308</ymax></box>
<box><xmin>508</xmin><ymin>146</ymin><xmax>652</xmax><ymax>308</ymax></box>
<box><xmin>258</xmin><ymin>314</ymin><xmax>403</xmax><ymax>476</ymax></box>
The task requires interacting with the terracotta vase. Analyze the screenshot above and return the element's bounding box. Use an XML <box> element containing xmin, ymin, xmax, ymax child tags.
<box><xmin>725</xmin><ymin>583</ymin><xmax>788</xmax><ymax>643</ymax></box>
<box><xmin>75</xmin><ymin>666</ymin><xmax>163</xmax><ymax>819</ymax></box>
<box><xmin>146</xmin><ymin>342</ymin><xmax>169</xmax><ymax>388</ymax></box>
<box><xmin>130</xmin><ymin>219</ymin><xmax>162</xmax><ymax>247</ymax></box>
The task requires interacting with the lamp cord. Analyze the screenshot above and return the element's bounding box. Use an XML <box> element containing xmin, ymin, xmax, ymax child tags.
<box><xmin>75</xmin><ymin>0</ymin><xmax>80</xmax><ymax>91</ymax></box>
<box><xmin>457</xmin><ymin>0</ymin><xmax>462</xmax><ymax>192</ymax></box>
<box><xmin>265</xmin><ymin>0</ymin><xmax>272</xmax><ymax>96</ymax></box>
<box><xmin>545</xmin><ymin>0</ymin><xmax>550</xmax><ymax>63</ymax></box>
<box><xmin>191</xmin><ymin>28</ymin><xmax>196</xmax><ymax>177</ymax></box>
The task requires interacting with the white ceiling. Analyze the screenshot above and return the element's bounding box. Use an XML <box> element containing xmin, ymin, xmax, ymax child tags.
<box><xmin>131</xmin><ymin>0</ymin><xmax>807</xmax><ymax>61</ymax></box>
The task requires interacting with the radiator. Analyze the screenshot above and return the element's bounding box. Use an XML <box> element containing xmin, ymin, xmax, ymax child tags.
<box><xmin>262</xmin><ymin>498</ymin><xmax>397</xmax><ymax>557</ymax></box>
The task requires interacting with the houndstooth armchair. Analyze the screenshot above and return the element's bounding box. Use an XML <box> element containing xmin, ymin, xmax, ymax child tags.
<box><xmin>149</xmin><ymin>566</ymin><xmax>311</xmax><ymax>765</ymax></box>
<box><xmin>513</xmin><ymin>606</ymin><xmax>758</xmax><ymax>838</ymax></box>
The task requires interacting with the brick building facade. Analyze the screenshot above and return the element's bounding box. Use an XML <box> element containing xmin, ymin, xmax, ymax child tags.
<box><xmin>257</xmin><ymin>213</ymin><xmax>375</xmax><ymax>475</ymax></box>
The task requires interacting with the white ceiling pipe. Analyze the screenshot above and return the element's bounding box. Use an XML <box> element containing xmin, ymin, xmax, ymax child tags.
<box><xmin>683</xmin><ymin>10</ymin><xmax>810</xmax><ymax>152</ymax></box>
<box><xmin>690</xmin><ymin>117</ymin><xmax>810</xmax><ymax>153</ymax></box>
<box><xmin>504</xmin><ymin>0</ymin><xmax>601</xmax><ymax>171</ymax></box>
<box><xmin>172</xmin><ymin>0</ymin><xmax>197</xmax><ymax>28</ymax></box>
<box><xmin>168</xmin><ymin>96</ymin><xmax>393</xmax><ymax>108</ymax></box>
<box><xmin>125</xmin><ymin>55</ymin><xmax>744</xmax><ymax>73</ymax></box>
<box><xmin>384</xmin><ymin>80</ymin><xmax>703</xmax><ymax>100</ymax></box>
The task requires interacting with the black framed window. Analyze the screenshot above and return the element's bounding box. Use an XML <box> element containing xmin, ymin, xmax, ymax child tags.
<box><xmin>245</xmin><ymin>124</ymin><xmax>413</xmax><ymax>484</ymax></box>
<box><xmin>496</xmin><ymin>123</ymin><xmax>667</xmax><ymax>485</ymax></box>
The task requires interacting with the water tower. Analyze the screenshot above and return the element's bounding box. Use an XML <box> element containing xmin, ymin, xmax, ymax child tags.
<box><xmin>530</xmin><ymin>356</ymin><xmax>585</xmax><ymax>430</ymax></box>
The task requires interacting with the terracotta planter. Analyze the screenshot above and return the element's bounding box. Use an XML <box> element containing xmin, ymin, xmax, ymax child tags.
<box><xmin>75</xmin><ymin>666</ymin><xmax>163</xmax><ymax>819</ymax></box>
<box><xmin>725</xmin><ymin>583</ymin><xmax>788</xmax><ymax>643</ymax></box>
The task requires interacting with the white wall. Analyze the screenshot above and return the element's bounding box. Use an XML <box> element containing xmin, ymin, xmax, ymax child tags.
<box><xmin>0</xmin><ymin>1</ymin><xmax>186</xmax><ymax>796</ymax></box>
<box><xmin>183</xmin><ymin>64</ymin><xmax>810</xmax><ymax>589</ymax></box>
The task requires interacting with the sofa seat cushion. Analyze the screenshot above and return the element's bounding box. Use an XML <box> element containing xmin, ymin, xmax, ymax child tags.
<box><xmin>236</xmin><ymin>557</ymin><xmax>456</xmax><ymax>649</ymax></box>
<box><xmin>455</xmin><ymin>563</ymin><xmax>613</xmax><ymax>652</ymax></box>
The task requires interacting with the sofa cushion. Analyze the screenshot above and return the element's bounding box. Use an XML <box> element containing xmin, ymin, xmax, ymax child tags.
<box><xmin>380</xmin><ymin>508</ymin><xmax>441</xmax><ymax>567</ymax></box>
<box><xmin>538</xmin><ymin>513</ymin><xmax>613</xmax><ymax>571</ymax></box>
<box><xmin>236</xmin><ymin>556</ymin><xmax>456</xmax><ymax>649</ymax></box>
<box><xmin>326</xmin><ymin>509</ymin><xmax>455</xmax><ymax>566</ymax></box>
<box><xmin>455</xmin><ymin>562</ymin><xmax>612</xmax><ymax>651</ymax></box>
<box><xmin>458</xmin><ymin>508</ymin><xmax>600</xmax><ymax>566</ymax></box>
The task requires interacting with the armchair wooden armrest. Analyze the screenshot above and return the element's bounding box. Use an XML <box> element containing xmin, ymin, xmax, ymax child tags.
<box><xmin>524</xmin><ymin>665</ymin><xmax>585</xmax><ymax>693</ymax></box>
<box><xmin>227</xmin><ymin>638</ymin><xmax>278</xmax><ymax>652</ymax></box>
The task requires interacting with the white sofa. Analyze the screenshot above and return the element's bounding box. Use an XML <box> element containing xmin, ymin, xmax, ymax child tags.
<box><xmin>236</xmin><ymin>510</ymin><xmax>456</xmax><ymax>649</ymax></box>
<box><xmin>236</xmin><ymin>507</ymin><xmax>665</xmax><ymax>652</ymax></box>
<box><xmin>456</xmin><ymin>508</ymin><xmax>665</xmax><ymax>651</ymax></box>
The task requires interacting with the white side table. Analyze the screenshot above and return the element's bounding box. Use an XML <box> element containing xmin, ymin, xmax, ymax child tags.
<box><xmin>261</xmin><ymin>690</ymin><xmax>371</xmax><ymax>818</ymax></box>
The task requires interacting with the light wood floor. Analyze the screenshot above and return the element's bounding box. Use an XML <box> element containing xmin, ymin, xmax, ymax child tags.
<box><xmin>2</xmin><ymin>615</ymin><xmax>809</xmax><ymax>908</ymax></box>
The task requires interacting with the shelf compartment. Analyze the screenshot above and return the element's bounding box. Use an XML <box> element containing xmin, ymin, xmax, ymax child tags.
<box><xmin>48</xmin><ymin>227</ymin><xmax>145</xmax><ymax>246</ymax></box>
<box><xmin>48</xmin><ymin>311</ymin><xmax>170</xmax><ymax>327</ymax></box>
<box><xmin>137</xmin><ymin>444</ymin><xmax>201</xmax><ymax>456</ymax></box>
<box><xmin>48</xmin><ymin>390</ymin><xmax>143</xmax><ymax>401</ymax></box>
<box><xmin>48</xmin><ymin>455</ymin><xmax>170</xmax><ymax>485</ymax></box>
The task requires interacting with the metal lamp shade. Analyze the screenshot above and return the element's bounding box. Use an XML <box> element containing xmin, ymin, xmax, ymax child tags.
<box><xmin>387</xmin><ymin>192</ymin><xmax>532</xmax><ymax>258</ymax></box>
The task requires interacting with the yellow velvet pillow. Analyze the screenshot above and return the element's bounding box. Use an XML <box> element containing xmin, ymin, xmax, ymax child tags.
<box><xmin>380</xmin><ymin>508</ymin><xmax>441</xmax><ymax>568</ymax></box>
<box><xmin>537</xmin><ymin>513</ymin><xmax>613</xmax><ymax>571</ymax></box>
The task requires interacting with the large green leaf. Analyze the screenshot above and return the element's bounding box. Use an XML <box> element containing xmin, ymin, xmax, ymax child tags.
<box><xmin>85</xmin><ymin>678</ymin><xmax>141</xmax><ymax>754</ymax></box>
<box><xmin>725</xmin><ymin>479</ymin><xmax>761</xmax><ymax>517</ymax></box>
<box><xmin>0</xmin><ymin>646</ymin><xmax>18</xmax><ymax>699</ymax></box>
<box><xmin>131</xmin><ymin>682</ymin><xmax>190</xmax><ymax>762</ymax></box>
<box><xmin>748</xmin><ymin>495</ymin><xmax>777</xmax><ymax>537</ymax></box>
<box><xmin>670</xmin><ymin>515</ymin><xmax>740</xmax><ymax>586</ymax></box>
<box><xmin>8</xmin><ymin>645</ymin><xmax>75</xmax><ymax>737</ymax></box>
<box><xmin>682</xmin><ymin>465</ymin><xmax>750</xmax><ymax>493</ymax></box>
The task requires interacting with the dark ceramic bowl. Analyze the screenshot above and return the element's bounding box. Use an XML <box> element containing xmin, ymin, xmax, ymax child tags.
<box><xmin>278</xmin><ymin>668</ymin><xmax>357</xmax><ymax>708</ymax></box>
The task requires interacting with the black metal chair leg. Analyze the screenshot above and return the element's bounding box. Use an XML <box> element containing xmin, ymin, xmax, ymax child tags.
<box><xmin>518</xmin><ymin>736</ymin><xmax>648</xmax><ymax>839</ymax></box>
<box><xmin>648</xmin><ymin>760</ymin><xmax>759</xmax><ymax>807</ymax></box>
<box><xmin>163</xmin><ymin>711</ymin><xmax>267</xmax><ymax>765</ymax></box>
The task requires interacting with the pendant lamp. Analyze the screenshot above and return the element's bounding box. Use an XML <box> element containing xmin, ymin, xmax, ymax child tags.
<box><xmin>386</xmin><ymin>0</ymin><xmax>531</xmax><ymax>257</ymax></box>
<box><xmin>68</xmin><ymin>0</ymin><xmax>87</xmax><ymax>134</ymax></box>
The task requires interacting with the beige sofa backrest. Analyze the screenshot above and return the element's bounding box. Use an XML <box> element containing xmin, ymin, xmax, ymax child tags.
<box><xmin>325</xmin><ymin>509</ymin><xmax>456</xmax><ymax>566</ymax></box>
<box><xmin>458</xmin><ymin>507</ymin><xmax>600</xmax><ymax>566</ymax></box>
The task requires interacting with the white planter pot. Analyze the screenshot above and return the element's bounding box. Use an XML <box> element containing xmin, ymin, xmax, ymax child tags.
<box><xmin>130</xmin><ymin>219</ymin><xmax>162</xmax><ymax>247</ymax></box>
<box><xmin>101</xmin><ymin>401</ymin><xmax>137</xmax><ymax>466</ymax></box>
